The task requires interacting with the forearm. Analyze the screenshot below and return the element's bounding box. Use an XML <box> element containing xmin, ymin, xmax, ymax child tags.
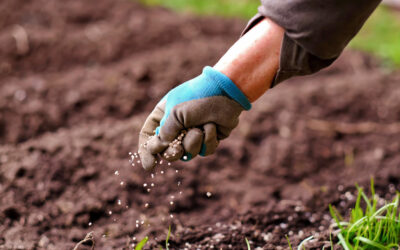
<box><xmin>214</xmin><ymin>17</ymin><xmax>284</xmax><ymax>102</ymax></box>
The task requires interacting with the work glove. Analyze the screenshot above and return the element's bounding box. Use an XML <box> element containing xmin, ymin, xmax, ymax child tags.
<box><xmin>138</xmin><ymin>66</ymin><xmax>251</xmax><ymax>170</ymax></box>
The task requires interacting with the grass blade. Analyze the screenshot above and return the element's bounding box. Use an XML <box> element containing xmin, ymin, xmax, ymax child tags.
<box><xmin>355</xmin><ymin>236</ymin><xmax>388</xmax><ymax>249</ymax></box>
<box><xmin>135</xmin><ymin>236</ymin><xmax>148</xmax><ymax>250</ymax></box>
<box><xmin>165</xmin><ymin>225</ymin><xmax>171</xmax><ymax>250</ymax></box>
<box><xmin>297</xmin><ymin>235</ymin><xmax>313</xmax><ymax>250</ymax></box>
<box><xmin>245</xmin><ymin>237</ymin><xmax>251</xmax><ymax>250</ymax></box>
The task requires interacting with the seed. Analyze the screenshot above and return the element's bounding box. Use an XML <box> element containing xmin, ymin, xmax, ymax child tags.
<box><xmin>170</xmin><ymin>201</ymin><xmax>174</xmax><ymax>205</ymax></box>
<box><xmin>118</xmin><ymin>200</ymin><xmax>121</xmax><ymax>205</ymax></box>
<box><xmin>88</xmin><ymin>222</ymin><xmax>92</xmax><ymax>226</ymax></box>
<box><xmin>114</xmin><ymin>171</ymin><xmax>119</xmax><ymax>176</ymax></box>
<box><xmin>206</xmin><ymin>192</ymin><xmax>212</xmax><ymax>197</ymax></box>
<box><xmin>161</xmin><ymin>171</ymin><xmax>164</xmax><ymax>174</ymax></box>
<box><xmin>183</xmin><ymin>155</ymin><xmax>188</xmax><ymax>160</ymax></box>
<box><xmin>145</xmin><ymin>203</ymin><xmax>149</xmax><ymax>208</ymax></box>
<box><xmin>151</xmin><ymin>183</ymin><xmax>154</xmax><ymax>187</ymax></box>
<box><xmin>120</xmin><ymin>181</ymin><xmax>124</xmax><ymax>186</ymax></box>
<box><xmin>109</xmin><ymin>210</ymin><xmax>112</xmax><ymax>215</ymax></box>
<box><xmin>143</xmin><ymin>183</ymin><xmax>147</xmax><ymax>187</ymax></box>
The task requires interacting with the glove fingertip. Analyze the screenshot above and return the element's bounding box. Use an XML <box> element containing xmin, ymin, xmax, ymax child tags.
<box><xmin>140</xmin><ymin>153</ymin><xmax>157</xmax><ymax>171</ymax></box>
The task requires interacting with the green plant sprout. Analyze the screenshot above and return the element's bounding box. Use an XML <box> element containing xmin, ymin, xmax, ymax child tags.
<box><xmin>135</xmin><ymin>236</ymin><xmax>148</xmax><ymax>250</ymax></box>
<box><xmin>330</xmin><ymin>179</ymin><xmax>400</xmax><ymax>249</ymax></box>
<box><xmin>245</xmin><ymin>237</ymin><xmax>251</xmax><ymax>249</ymax></box>
<box><xmin>286</xmin><ymin>235</ymin><xmax>293</xmax><ymax>250</ymax></box>
<box><xmin>165</xmin><ymin>225</ymin><xmax>171</xmax><ymax>250</ymax></box>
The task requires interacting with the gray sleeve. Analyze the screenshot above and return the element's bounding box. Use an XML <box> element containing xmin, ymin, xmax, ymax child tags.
<box><xmin>242</xmin><ymin>0</ymin><xmax>381</xmax><ymax>87</ymax></box>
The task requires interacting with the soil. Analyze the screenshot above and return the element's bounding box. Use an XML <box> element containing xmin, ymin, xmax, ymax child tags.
<box><xmin>1</xmin><ymin>0</ymin><xmax>400</xmax><ymax>249</ymax></box>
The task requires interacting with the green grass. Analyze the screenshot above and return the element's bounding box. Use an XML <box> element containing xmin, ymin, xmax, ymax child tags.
<box><xmin>139</xmin><ymin>0</ymin><xmax>400</xmax><ymax>67</ymax></box>
<box><xmin>140</xmin><ymin>0</ymin><xmax>259</xmax><ymax>19</ymax></box>
<box><xmin>350</xmin><ymin>6</ymin><xmax>400</xmax><ymax>67</ymax></box>
<box><xmin>330</xmin><ymin>179</ymin><xmax>400</xmax><ymax>249</ymax></box>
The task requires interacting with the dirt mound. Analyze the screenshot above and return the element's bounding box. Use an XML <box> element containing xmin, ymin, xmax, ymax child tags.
<box><xmin>1</xmin><ymin>0</ymin><xmax>400</xmax><ymax>249</ymax></box>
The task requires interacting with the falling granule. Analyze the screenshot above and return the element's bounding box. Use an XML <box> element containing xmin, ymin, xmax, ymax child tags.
<box><xmin>147</xmin><ymin>188</ymin><xmax>151</xmax><ymax>192</ymax></box>
<box><xmin>137</xmin><ymin>160</ymin><xmax>141</xmax><ymax>164</ymax></box>
<box><xmin>159</xmin><ymin>160</ymin><xmax>163</xmax><ymax>164</ymax></box>
<box><xmin>141</xmin><ymin>220</ymin><xmax>144</xmax><ymax>225</ymax></box>
<box><xmin>168</xmin><ymin>163</ymin><xmax>171</xmax><ymax>166</ymax></box>
<box><xmin>206</xmin><ymin>192</ymin><xmax>212</xmax><ymax>197</ymax></box>
<box><xmin>126</xmin><ymin>205</ymin><xmax>129</xmax><ymax>209</ymax></box>
<box><xmin>151</xmin><ymin>174</ymin><xmax>155</xmax><ymax>178</ymax></box>
<box><xmin>120</xmin><ymin>181</ymin><xmax>124</xmax><ymax>186</ymax></box>
<box><xmin>129</xmin><ymin>152</ymin><xmax>132</xmax><ymax>155</ymax></box>
<box><xmin>114</xmin><ymin>170</ymin><xmax>119</xmax><ymax>176</ymax></box>
<box><xmin>161</xmin><ymin>171</ymin><xmax>164</xmax><ymax>174</ymax></box>
<box><xmin>136</xmin><ymin>220</ymin><xmax>139</xmax><ymax>224</ymax></box>
<box><xmin>170</xmin><ymin>201</ymin><xmax>174</xmax><ymax>205</ymax></box>
<box><xmin>175</xmin><ymin>169</ymin><xmax>179</xmax><ymax>173</ymax></box>
<box><xmin>131</xmin><ymin>244</ymin><xmax>135</xmax><ymax>248</ymax></box>
<box><xmin>177</xmin><ymin>181</ymin><xmax>181</xmax><ymax>186</ymax></box>
<box><xmin>145</xmin><ymin>203</ymin><xmax>149</xmax><ymax>208</ymax></box>
<box><xmin>117</xmin><ymin>200</ymin><xmax>121</xmax><ymax>205</ymax></box>
<box><xmin>143</xmin><ymin>183</ymin><xmax>147</xmax><ymax>187</ymax></box>
<box><xmin>151</xmin><ymin>183</ymin><xmax>154</xmax><ymax>187</ymax></box>
<box><xmin>88</xmin><ymin>222</ymin><xmax>92</xmax><ymax>226</ymax></box>
<box><xmin>131</xmin><ymin>163</ymin><xmax>135</xmax><ymax>167</ymax></box>
<box><xmin>132</xmin><ymin>237</ymin><xmax>136</xmax><ymax>241</ymax></box>
<box><xmin>179</xmin><ymin>191</ymin><xmax>183</xmax><ymax>195</ymax></box>
<box><xmin>102</xmin><ymin>235</ymin><xmax>106</xmax><ymax>238</ymax></box>
<box><xmin>109</xmin><ymin>210</ymin><xmax>113</xmax><ymax>215</ymax></box>
<box><xmin>170</xmin><ymin>195</ymin><xmax>175</xmax><ymax>199</ymax></box>
<box><xmin>136</xmin><ymin>224</ymin><xmax>139</xmax><ymax>228</ymax></box>
<box><xmin>170</xmin><ymin>214</ymin><xmax>174</xmax><ymax>218</ymax></box>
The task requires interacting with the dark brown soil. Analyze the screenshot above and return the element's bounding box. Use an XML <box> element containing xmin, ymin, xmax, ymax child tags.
<box><xmin>1</xmin><ymin>0</ymin><xmax>400</xmax><ymax>249</ymax></box>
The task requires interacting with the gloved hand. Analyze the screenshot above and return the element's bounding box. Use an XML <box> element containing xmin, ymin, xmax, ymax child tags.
<box><xmin>138</xmin><ymin>66</ymin><xmax>251</xmax><ymax>170</ymax></box>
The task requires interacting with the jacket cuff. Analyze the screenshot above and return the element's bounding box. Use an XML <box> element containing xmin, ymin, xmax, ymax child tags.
<box><xmin>203</xmin><ymin>66</ymin><xmax>252</xmax><ymax>110</ymax></box>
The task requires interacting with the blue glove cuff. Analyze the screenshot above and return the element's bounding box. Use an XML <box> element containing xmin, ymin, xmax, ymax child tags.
<box><xmin>203</xmin><ymin>66</ymin><xmax>252</xmax><ymax>110</ymax></box>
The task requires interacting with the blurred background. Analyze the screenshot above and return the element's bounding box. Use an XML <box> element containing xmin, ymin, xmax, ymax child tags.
<box><xmin>141</xmin><ymin>0</ymin><xmax>400</xmax><ymax>68</ymax></box>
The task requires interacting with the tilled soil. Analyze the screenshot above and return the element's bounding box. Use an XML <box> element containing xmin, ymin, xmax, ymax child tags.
<box><xmin>1</xmin><ymin>0</ymin><xmax>400</xmax><ymax>249</ymax></box>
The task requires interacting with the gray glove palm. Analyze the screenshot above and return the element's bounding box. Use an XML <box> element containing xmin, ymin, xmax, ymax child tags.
<box><xmin>138</xmin><ymin>66</ymin><xmax>251</xmax><ymax>170</ymax></box>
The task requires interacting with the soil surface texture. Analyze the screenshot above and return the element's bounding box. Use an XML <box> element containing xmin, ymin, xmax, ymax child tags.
<box><xmin>1</xmin><ymin>0</ymin><xmax>400</xmax><ymax>249</ymax></box>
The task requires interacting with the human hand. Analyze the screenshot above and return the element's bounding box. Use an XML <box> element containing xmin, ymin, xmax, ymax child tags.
<box><xmin>138</xmin><ymin>66</ymin><xmax>251</xmax><ymax>170</ymax></box>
